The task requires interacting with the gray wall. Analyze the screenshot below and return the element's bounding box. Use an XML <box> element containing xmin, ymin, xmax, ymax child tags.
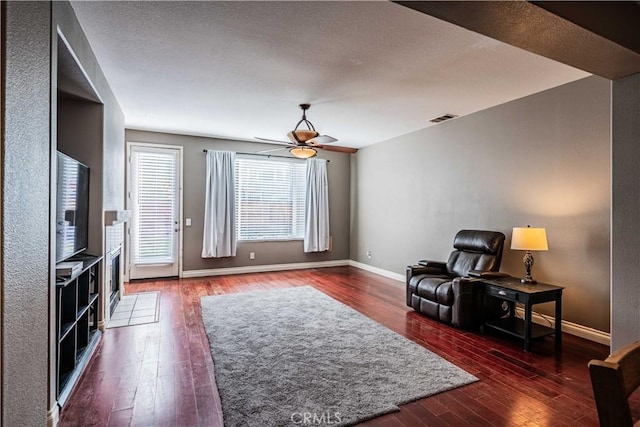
<box><xmin>2</xmin><ymin>2</ymin><xmax>51</xmax><ymax>425</ymax></box>
<box><xmin>53</xmin><ymin>0</ymin><xmax>126</xmax><ymax>412</ymax></box>
<box><xmin>57</xmin><ymin>96</ymin><xmax>105</xmax><ymax>256</ymax></box>
<box><xmin>351</xmin><ymin>76</ymin><xmax>611</xmax><ymax>332</ymax></box>
<box><xmin>54</xmin><ymin>0</ymin><xmax>126</xmax><ymax>233</ymax></box>
<box><xmin>0</xmin><ymin>1</ymin><xmax>124</xmax><ymax>423</ymax></box>
<box><xmin>125</xmin><ymin>130</ymin><xmax>351</xmax><ymax>272</ymax></box>
<box><xmin>611</xmin><ymin>73</ymin><xmax>640</xmax><ymax>351</ymax></box>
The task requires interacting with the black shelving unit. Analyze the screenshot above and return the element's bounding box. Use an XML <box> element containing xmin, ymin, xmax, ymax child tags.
<box><xmin>56</xmin><ymin>254</ymin><xmax>102</xmax><ymax>407</ymax></box>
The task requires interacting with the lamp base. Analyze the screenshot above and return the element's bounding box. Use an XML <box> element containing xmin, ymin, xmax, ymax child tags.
<box><xmin>521</xmin><ymin>251</ymin><xmax>537</xmax><ymax>285</ymax></box>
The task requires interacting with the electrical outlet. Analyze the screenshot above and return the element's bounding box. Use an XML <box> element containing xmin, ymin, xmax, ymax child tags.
<box><xmin>250</xmin><ymin>252</ymin><xmax>255</xmax><ymax>260</ymax></box>
<box><xmin>366</xmin><ymin>250</ymin><xmax>372</xmax><ymax>259</ymax></box>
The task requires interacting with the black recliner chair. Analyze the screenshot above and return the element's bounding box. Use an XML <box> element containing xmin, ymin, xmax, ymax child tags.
<box><xmin>406</xmin><ymin>230</ymin><xmax>506</xmax><ymax>328</ymax></box>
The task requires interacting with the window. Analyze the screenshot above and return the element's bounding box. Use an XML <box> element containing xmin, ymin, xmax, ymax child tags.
<box><xmin>235</xmin><ymin>157</ymin><xmax>306</xmax><ymax>241</ymax></box>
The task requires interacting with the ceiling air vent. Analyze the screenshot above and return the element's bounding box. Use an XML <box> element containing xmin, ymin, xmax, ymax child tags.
<box><xmin>430</xmin><ymin>114</ymin><xmax>458</xmax><ymax>124</ymax></box>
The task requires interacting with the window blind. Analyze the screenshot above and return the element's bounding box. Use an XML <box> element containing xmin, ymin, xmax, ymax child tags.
<box><xmin>131</xmin><ymin>148</ymin><xmax>178</xmax><ymax>264</ymax></box>
<box><xmin>235</xmin><ymin>157</ymin><xmax>306</xmax><ymax>241</ymax></box>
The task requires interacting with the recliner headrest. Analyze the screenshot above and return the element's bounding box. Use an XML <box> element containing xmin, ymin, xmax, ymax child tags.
<box><xmin>453</xmin><ymin>230</ymin><xmax>505</xmax><ymax>255</ymax></box>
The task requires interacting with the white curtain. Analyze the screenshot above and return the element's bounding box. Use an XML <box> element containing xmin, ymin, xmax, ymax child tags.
<box><xmin>202</xmin><ymin>150</ymin><xmax>237</xmax><ymax>258</ymax></box>
<box><xmin>304</xmin><ymin>158</ymin><xmax>330</xmax><ymax>252</ymax></box>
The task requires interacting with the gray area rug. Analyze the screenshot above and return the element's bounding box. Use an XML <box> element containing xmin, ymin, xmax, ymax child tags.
<box><xmin>201</xmin><ymin>286</ymin><xmax>477</xmax><ymax>427</ymax></box>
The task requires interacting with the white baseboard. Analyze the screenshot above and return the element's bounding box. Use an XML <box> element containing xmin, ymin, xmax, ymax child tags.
<box><xmin>514</xmin><ymin>307</ymin><xmax>610</xmax><ymax>346</ymax></box>
<box><xmin>346</xmin><ymin>261</ymin><xmax>610</xmax><ymax>346</ymax></box>
<box><xmin>184</xmin><ymin>259</ymin><xmax>610</xmax><ymax>346</ymax></box>
<box><xmin>348</xmin><ymin>260</ymin><xmax>405</xmax><ymax>282</ymax></box>
<box><xmin>182</xmin><ymin>259</ymin><xmax>350</xmax><ymax>278</ymax></box>
<box><xmin>47</xmin><ymin>403</ymin><xmax>59</xmax><ymax>427</ymax></box>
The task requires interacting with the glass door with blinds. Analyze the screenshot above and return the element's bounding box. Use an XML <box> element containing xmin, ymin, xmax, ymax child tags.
<box><xmin>127</xmin><ymin>144</ymin><xmax>182</xmax><ymax>279</ymax></box>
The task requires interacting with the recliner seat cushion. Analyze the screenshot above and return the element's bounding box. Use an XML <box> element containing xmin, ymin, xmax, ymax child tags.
<box><xmin>415</xmin><ymin>277</ymin><xmax>454</xmax><ymax>305</ymax></box>
<box><xmin>408</xmin><ymin>273</ymin><xmax>449</xmax><ymax>299</ymax></box>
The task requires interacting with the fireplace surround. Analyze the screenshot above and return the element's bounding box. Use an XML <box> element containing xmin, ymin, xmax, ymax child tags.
<box><xmin>107</xmin><ymin>246</ymin><xmax>121</xmax><ymax>315</ymax></box>
<box><xmin>103</xmin><ymin>210</ymin><xmax>130</xmax><ymax>327</ymax></box>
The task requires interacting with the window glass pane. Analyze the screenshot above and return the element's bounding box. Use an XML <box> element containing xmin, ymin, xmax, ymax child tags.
<box><xmin>235</xmin><ymin>157</ymin><xmax>306</xmax><ymax>241</ymax></box>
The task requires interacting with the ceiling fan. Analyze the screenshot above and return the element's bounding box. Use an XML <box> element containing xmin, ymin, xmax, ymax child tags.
<box><xmin>255</xmin><ymin>104</ymin><xmax>357</xmax><ymax>158</ymax></box>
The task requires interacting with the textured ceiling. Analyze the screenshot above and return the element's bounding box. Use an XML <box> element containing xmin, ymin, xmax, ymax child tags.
<box><xmin>70</xmin><ymin>1</ymin><xmax>590</xmax><ymax>149</ymax></box>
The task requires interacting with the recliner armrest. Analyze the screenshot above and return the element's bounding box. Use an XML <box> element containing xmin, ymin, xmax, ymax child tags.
<box><xmin>452</xmin><ymin>277</ymin><xmax>482</xmax><ymax>298</ymax></box>
<box><xmin>418</xmin><ymin>259</ymin><xmax>447</xmax><ymax>270</ymax></box>
<box><xmin>468</xmin><ymin>269</ymin><xmax>510</xmax><ymax>278</ymax></box>
<box><xmin>416</xmin><ymin>260</ymin><xmax>448</xmax><ymax>276</ymax></box>
<box><xmin>407</xmin><ymin>265</ymin><xmax>430</xmax><ymax>276</ymax></box>
<box><xmin>451</xmin><ymin>277</ymin><xmax>507</xmax><ymax>328</ymax></box>
<box><xmin>406</xmin><ymin>263</ymin><xmax>448</xmax><ymax>281</ymax></box>
<box><xmin>406</xmin><ymin>265</ymin><xmax>432</xmax><ymax>307</ymax></box>
<box><xmin>451</xmin><ymin>277</ymin><xmax>484</xmax><ymax>328</ymax></box>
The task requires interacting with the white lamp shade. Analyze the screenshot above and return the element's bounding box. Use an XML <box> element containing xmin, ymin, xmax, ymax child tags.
<box><xmin>511</xmin><ymin>227</ymin><xmax>548</xmax><ymax>251</ymax></box>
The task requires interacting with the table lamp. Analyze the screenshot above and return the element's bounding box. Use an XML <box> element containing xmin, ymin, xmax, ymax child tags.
<box><xmin>511</xmin><ymin>225</ymin><xmax>548</xmax><ymax>284</ymax></box>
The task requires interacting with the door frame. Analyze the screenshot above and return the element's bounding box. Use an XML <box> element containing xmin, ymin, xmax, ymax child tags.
<box><xmin>125</xmin><ymin>141</ymin><xmax>184</xmax><ymax>281</ymax></box>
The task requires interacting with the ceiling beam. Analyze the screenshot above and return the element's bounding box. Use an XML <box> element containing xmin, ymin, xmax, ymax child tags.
<box><xmin>395</xmin><ymin>1</ymin><xmax>640</xmax><ymax>80</ymax></box>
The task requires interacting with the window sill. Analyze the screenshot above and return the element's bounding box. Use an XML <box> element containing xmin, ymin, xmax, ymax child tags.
<box><xmin>237</xmin><ymin>238</ymin><xmax>303</xmax><ymax>243</ymax></box>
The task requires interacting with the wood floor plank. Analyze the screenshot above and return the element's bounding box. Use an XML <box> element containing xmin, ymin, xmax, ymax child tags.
<box><xmin>107</xmin><ymin>408</ymin><xmax>133</xmax><ymax>427</ymax></box>
<box><xmin>59</xmin><ymin>267</ymin><xmax>621</xmax><ymax>426</ymax></box>
<box><xmin>152</xmin><ymin>372</ymin><xmax>176</xmax><ymax>426</ymax></box>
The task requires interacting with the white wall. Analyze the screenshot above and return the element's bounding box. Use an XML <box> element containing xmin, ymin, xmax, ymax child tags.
<box><xmin>351</xmin><ymin>76</ymin><xmax>611</xmax><ymax>332</ymax></box>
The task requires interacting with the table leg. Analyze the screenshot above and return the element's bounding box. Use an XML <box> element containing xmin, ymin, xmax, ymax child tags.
<box><xmin>524</xmin><ymin>303</ymin><xmax>532</xmax><ymax>352</ymax></box>
<box><xmin>555</xmin><ymin>293</ymin><xmax>562</xmax><ymax>349</ymax></box>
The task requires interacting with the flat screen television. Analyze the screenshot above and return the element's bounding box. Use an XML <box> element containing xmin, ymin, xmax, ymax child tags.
<box><xmin>56</xmin><ymin>151</ymin><xmax>90</xmax><ymax>263</ymax></box>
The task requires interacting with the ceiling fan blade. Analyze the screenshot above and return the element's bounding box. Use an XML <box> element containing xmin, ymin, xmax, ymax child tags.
<box><xmin>286</xmin><ymin>131</ymin><xmax>298</xmax><ymax>144</ymax></box>
<box><xmin>308</xmin><ymin>135</ymin><xmax>338</xmax><ymax>145</ymax></box>
<box><xmin>257</xmin><ymin>147</ymin><xmax>288</xmax><ymax>154</ymax></box>
<box><xmin>316</xmin><ymin>144</ymin><xmax>358</xmax><ymax>154</ymax></box>
<box><xmin>255</xmin><ymin>137</ymin><xmax>293</xmax><ymax>145</ymax></box>
<box><xmin>255</xmin><ymin>137</ymin><xmax>290</xmax><ymax>144</ymax></box>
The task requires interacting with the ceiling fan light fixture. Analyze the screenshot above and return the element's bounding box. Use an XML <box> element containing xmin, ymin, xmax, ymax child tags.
<box><xmin>289</xmin><ymin>146</ymin><xmax>317</xmax><ymax>159</ymax></box>
<box><xmin>287</xmin><ymin>103</ymin><xmax>327</xmax><ymax>144</ymax></box>
<box><xmin>288</xmin><ymin>129</ymin><xmax>319</xmax><ymax>143</ymax></box>
<box><xmin>258</xmin><ymin>104</ymin><xmax>340</xmax><ymax>155</ymax></box>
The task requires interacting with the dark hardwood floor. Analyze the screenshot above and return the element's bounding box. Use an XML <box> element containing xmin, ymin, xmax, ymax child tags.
<box><xmin>60</xmin><ymin>266</ymin><xmax>615</xmax><ymax>426</ymax></box>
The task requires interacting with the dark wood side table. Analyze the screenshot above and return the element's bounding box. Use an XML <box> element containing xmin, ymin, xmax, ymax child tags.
<box><xmin>478</xmin><ymin>276</ymin><xmax>564</xmax><ymax>352</ymax></box>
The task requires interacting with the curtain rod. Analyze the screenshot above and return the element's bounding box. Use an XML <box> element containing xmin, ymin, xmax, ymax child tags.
<box><xmin>202</xmin><ymin>149</ymin><xmax>329</xmax><ymax>162</ymax></box>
